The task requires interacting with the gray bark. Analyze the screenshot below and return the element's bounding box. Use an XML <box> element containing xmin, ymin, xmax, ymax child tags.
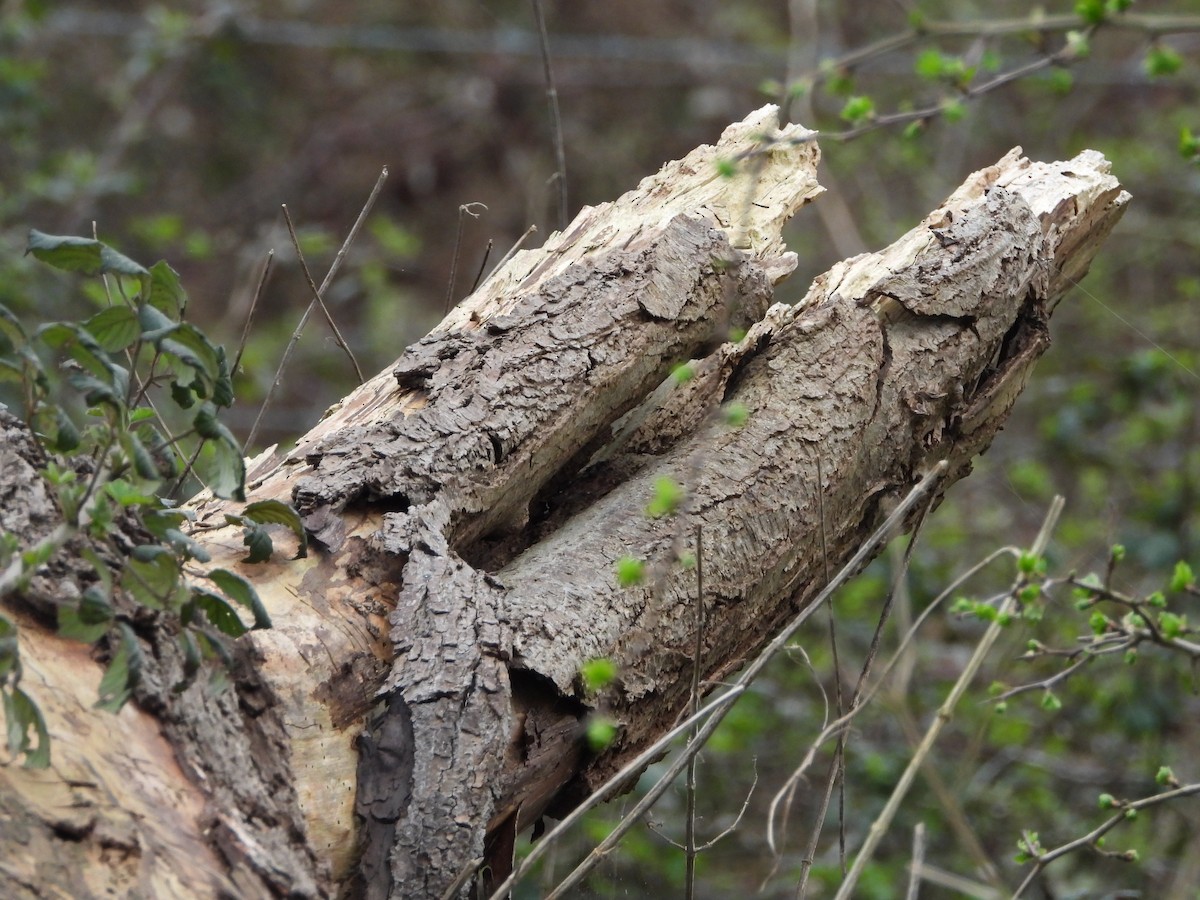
<box><xmin>0</xmin><ymin>107</ymin><xmax>1127</xmax><ymax>898</ymax></box>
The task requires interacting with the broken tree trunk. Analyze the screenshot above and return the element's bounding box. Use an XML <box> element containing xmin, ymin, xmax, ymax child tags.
<box><xmin>0</xmin><ymin>106</ymin><xmax>1127</xmax><ymax>899</ymax></box>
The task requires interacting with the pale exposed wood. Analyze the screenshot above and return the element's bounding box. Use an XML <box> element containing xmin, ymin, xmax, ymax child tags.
<box><xmin>0</xmin><ymin>106</ymin><xmax>1127</xmax><ymax>899</ymax></box>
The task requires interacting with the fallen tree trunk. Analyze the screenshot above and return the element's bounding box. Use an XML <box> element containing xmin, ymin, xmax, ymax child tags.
<box><xmin>0</xmin><ymin>106</ymin><xmax>1127</xmax><ymax>898</ymax></box>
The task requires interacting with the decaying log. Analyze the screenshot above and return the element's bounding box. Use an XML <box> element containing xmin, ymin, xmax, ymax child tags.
<box><xmin>0</xmin><ymin>105</ymin><xmax>1127</xmax><ymax>899</ymax></box>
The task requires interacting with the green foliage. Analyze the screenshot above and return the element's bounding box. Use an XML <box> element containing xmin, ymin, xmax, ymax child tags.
<box><xmin>615</xmin><ymin>556</ymin><xmax>646</xmax><ymax>587</ymax></box>
<box><xmin>580</xmin><ymin>657</ymin><xmax>618</xmax><ymax>695</ymax></box>
<box><xmin>839</xmin><ymin>95</ymin><xmax>876</xmax><ymax>125</ymax></box>
<box><xmin>645</xmin><ymin>476</ymin><xmax>685</xmax><ymax>519</ymax></box>
<box><xmin>585</xmin><ymin>715</ymin><xmax>618</xmax><ymax>752</ymax></box>
<box><xmin>1143</xmin><ymin>44</ymin><xmax>1183</xmax><ymax>78</ymax></box>
<box><xmin>0</xmin><ymin>234</ymin><xmax>299</xmax><ymax>766</ymax></box>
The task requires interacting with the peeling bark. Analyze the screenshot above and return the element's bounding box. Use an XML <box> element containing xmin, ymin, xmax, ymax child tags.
<box><xmin>0</xmin><ymin>107</ymin><xmax>1127</xmax><ymax>898</ymax></box>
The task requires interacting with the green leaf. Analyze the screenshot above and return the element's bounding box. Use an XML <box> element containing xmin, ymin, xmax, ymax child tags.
<box><xmin>1144</xmin><ymin>44</ymin><xmax>1182</xmax><ymax>78</ymax></box>
<box><xmin>207</xmin><ymin>568</ymin><xmax>270</xmax><ymax>629</ymax></box>
<box><xmin>1169</xmin><ymin>560</ymin><xmax>1194</xmax><ymax>593</ymax></box>
<box><xmin>1158</xmin><ymin>611</ymin><xmax>1187</xmax><ymax>639</ymax></box>
<box><xmin>147</xmin><ymin>261</ymin><xmax>187</xmax><ymax>318</ymax></box>
<box><xmin>840</xmin><ymin>95</ymin><xmax>875</xmax><ymax>125</ymax></box>
<box><xmin>99</xmin><ymin>244</ymin><xmax>150</xmax><ymax>280</ymax></box>
<box><xmin>5</xmin><ymin>686</ymin><xmax>50</xmax><ymax>768</ymax></box>
<box><xmin>0</xmin><ymin>302</ymin><xmax>28</xmax><ymax>354</ymax></box>
<box><xmin>585</xmin><ymin>715</ymin><xmax>618</xmax><ymax>753</ymax></box>
<box><xmin>83</xmin><ymin>306</ymin><xmax>139</xmax><ymax>353</ymax></box>
<box><xmin>141</xmin><ymin>507</ymin><xmax>188</xmax><ymax>540</ymax></box>
<box><xmin>121</xmin><ymin>430</ymin><xmax>162</xmax><ymax>481</ymax></box>
<box><xmin>1181</xmin><ymin>127</ymin><xmax>1200</xmax><ymax>160</ymax></box>
<box><xmin>174</xmin><ymin>630</ymin><xmax>201</xmax><ymax>692</ymax></box>
<box><xmin>121</xmin><ymin>546</ymin><xmax>181</xmax><ymax>611</ymax></box>
<box><xmin>0</xmin><ymin>614</ymin><xmax>18</xmax><ymax>681</ymax></box>
<box><xmin>26</xmin><ymin>229</ymin><xmax>103</xmax><ymax>275</ymax></box>
<box><xmin>715</xmin><ymin>158</ymin><xmax>737</xmax><ymax>179</ymax></box>
<box><xmin>240</xmin><ymin>524</ymin><xmax>273</xmax><ymax>564</ymax></box>
<box><xmin>1074</xmin><ymin>0</ymin><xmax>1106</xmax><ymax>25</ymax></box>
<box><xmin>191</xmin><ymin>407</ymin><xmax>246</xmax><ymax>501</ymax></box>
<box><xmin>95</xmin><ymin>623</ymin><xmax>142</xmax><ymax>713</ymax></box>
<box><xmin>915</xmin><ymin>49</ymin><xmax>947</xmax><ymax>79</ymax></box>
<box><xmin>581</xmin><ymin>658</ymin><xmax>618</xmax><ymax>694</ymax></box>
<box><xmin>1041</xmin><ymin>691</ymin><xmax>1063</xmax><ymax>712</ymax></box>
<box><xmin>724</xmin><ymin>402</ymin><xmax>749</xmax><ymax>428</ymax></box>
<box><xmin>615</xmin><ymin>556</ymin><xmax>646</xmax><ymax>587</ymax></box>
<box><xmin>671</xmin><ymin>362</ymin><xmax>695</xmax><ymax>384</ymax></box>
<box><xmin>160</xmin><ymin>323</ymin><xmax>222</xmax><ymax>389</ymax></box>
<box><xmin>137</xmin><ymin>302</ymin><xmax>177</xmax><ymax>341</ymax></box>
<box><xmin>241</xmin><ymin>499</ymin><xmax>308</xmax><ymax>559</ymax></box>
<box><xmin>646</xmin><ymin>476</ymin><xmax>685</xmax><ymax>519</ymax></box>
<box><xmin>1064</xmin><ymin>30</ymin><xmax>1091</xmax><ymax>59</ymax></box>
<box><xmin>104</xmin><ymin>478</ymin><xmax>158</xmax><ymax>508</ymax></box>
<box><xmin>189</xmin><ymin>588</ymin><xmax>249</xmax><ymax>637</ymax></box>
<box><xmin>48</xmin><ymin>407</ymin><xmax>80</xmax><ymax>453</ymax></box>
<box><xmin>1017</xmin><ymin>550</ymin><xmax>1042</xmax><ymax>575</ymax></box>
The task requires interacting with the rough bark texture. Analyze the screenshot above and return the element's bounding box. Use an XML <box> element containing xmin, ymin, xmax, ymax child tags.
<box><xmin>0</xmin><ymin>106</ymin><xmax>1127</xmax><ymax>898</ymax></box>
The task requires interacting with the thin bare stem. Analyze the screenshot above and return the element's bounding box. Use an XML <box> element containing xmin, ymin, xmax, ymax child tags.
<box><xmin>684</xmin><ymin>525</ymin><xmax>704</xmax><ymax>899</ymax></box>
<box><xmin>906</xmin><ymin>823</ymin><xmax>926</xmax><ymax>900</ymax></box>
<box><xmin>233</xmin><ymin>249</ymin><xmax>273</xmax><ymax>377</ymax></box>
<box><xmin>1011</xmin><ymin>782</ymin><xmax>1200</xmax><ymax>898</ymax></box>
<box><xmin>529</xmin><ymin>0</ymin><xmax>568</xmax><ymax>230</ymax></box>
<box><xmin>281</xmin><ymin>204</ymin><xmax>363</xmax><ymax>383</ymax></box>
<box><xmin>521</xmin><ymin>464</ymin><xmax>949</xmax><ymax>900</ymax></box>
<box><xmin>832</xmin><ymin>496</ymin><xmax>1065</xmax><ymax>900</ymax></box>
<box><xmin>483</xmin><ymin>224</ymin><xmax>538</xmax><ymax>289</ymax></box>
<box><xmin>444</xmin><ymin>202</ymin><xmax>487</xmax><ymax>314</ymax></box>
<box><xmin>470</xmin><ymin>238</ymin><xmax>494</xmax><ymax>294</ymax></box>
<box><xmin>769</xmin><ymin>547</ymin><xmax>1020</xmax><ymax>857</ymax></box>
<box><xmin>246</xmin><ymin>167</ymin><xmax>387</xmax><ymax>449</ymax></box>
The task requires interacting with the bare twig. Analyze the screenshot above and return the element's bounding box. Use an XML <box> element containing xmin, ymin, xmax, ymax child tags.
<box><xmin>233</xmin><ymin>249</ymin><xmax>273</xmax><ymax>377</ymax></box>
<box><xmin>529</xmin><ymin>0</ymin><xmax>568</xmax><ymax>230</ymax></box>
<box><xmin>768</xmin><ymin>547</ymin><xmax>1020</xmax><ymax>857</ymax></box>
<box><xmin>246</xmin><ymin>166</ymin><xmax>387</xmax><ymax>449</ymax></box>
<box><xmin>485</xmin><ymin>224</ymin><xmax>538</xmax><ymax>286</ymax></box>
<box><xmin>685</xmin><ymin>525</ymin><xmax>704</xmax><ymax>899</ymax></box>
<box><xmin>445</xmin><ymin>202</ymin><xmax>487</xmax><ymax>314</ymax></box>
<box><xmin>470</xmin><ymin>238</ymin><xmax>494</xmax><ymax>294</ymax></box>
<box><xmin>511</xmin><ymin>463</ymin><xmax>949</xmax><ymax>900</ymax></box>
<box><xmin>1011</xmin><ymin>782</ymin><xmax>1200</xmax><ymax>898</ymax></box>
<box><xmin>281</xmin><ymin>204</ymin><xmax>363</xmax><ymax>383</ymax></box>
<box><xmin>831</xmin><ymin>496</ymin><xmax>1065</xmax><ymax>900</ymax></box>
<box><xmin>906</xmin><ymin>822</ymin><xmax>926</xmax><ymax>900</ymax></box>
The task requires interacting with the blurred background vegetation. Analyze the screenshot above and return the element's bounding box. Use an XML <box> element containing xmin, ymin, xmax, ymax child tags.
<box><xmin>2</xmin><ymin>0</ymin><xmax>1198</xmax><ymax>896</ymax></box>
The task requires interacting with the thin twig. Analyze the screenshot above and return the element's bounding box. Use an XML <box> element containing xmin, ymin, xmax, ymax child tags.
<box><xmin>769</xmin><ymin>547</ymin><xmax>1020</xmax><ymax>857</ymax></box>
<box><xmin>796</xmin><ymin>501</ymin><xmax>933</xmax><ymax>897</ymax></box>
<box><xmin>685</xmin><ymin>525</ymin><xmax>704</xmax><ymax>899</ymax></box>
<box><xmin>470</xmin><ymin>238</ymin><xmax>494</xmax><ymax>294</ymax></box>
<box><xmin>1011</xmin><ymin>782</ymin><xmax>1200</xmax><ymax>898</ymax></box>
<box><xmin>832</xmin><ymin>496</ymin><xmax>1065</xmax><ymax>900</ymax></box>
<box><xmin>445</xmin><ymin>202</ymin><xmax>487</xmax><ymax>314</ymax></box>
<box><xmin>246</xmin><ymin>167</ymin><xmax>387</xmax><ymax>450</ymax></box>
<box><xmin>281</xmin><ymin>204</ymin><xmax>363</xmax><ymax>383</ymax></box>
<box><xmin>529</xmin><ymin>0</ymin><xmax>568</xmax><ymax>230</ymax></box>
<box><xmin>233</xmin><ymin>248</ymin><xmax>273</xmax><ymax>377</ymax></box>
<box><xmin>485</xmin><ymin>687</ymin><xmax>746</xmax><ymax>900</ymax></box>
<box><xmin>515</xmin><ymin>464</ymin><xmax>949</xmax><ymax>900</ymax></box>
<box><xmin>906</xmin><ymin>822</ymin><xmax>926</xmax><ymax>900</ymax></box>
<box><xmin>484</xmin><ymin>224</ymin><xmax>538</xmax><ymax>289</ymax></box>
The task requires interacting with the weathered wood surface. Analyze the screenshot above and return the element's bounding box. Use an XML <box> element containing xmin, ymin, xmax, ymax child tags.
<box><xmin>0</xmin><ymin>105</ymin><xmax>1127</xmax><ymax>899</ymax></box>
